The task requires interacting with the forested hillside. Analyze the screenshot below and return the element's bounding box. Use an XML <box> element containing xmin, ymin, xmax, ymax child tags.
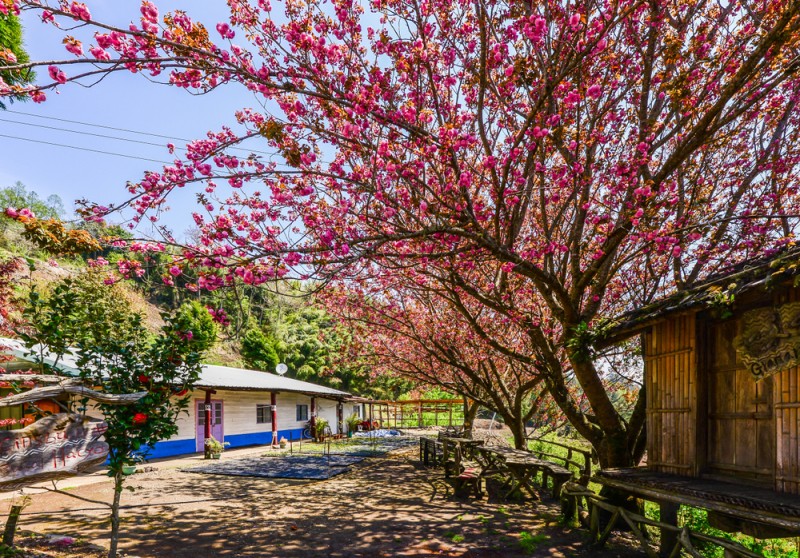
<box><xmin>0</xmin><ymin>182</ymin><xmax>408</xmax><ymax>399</ymax></box>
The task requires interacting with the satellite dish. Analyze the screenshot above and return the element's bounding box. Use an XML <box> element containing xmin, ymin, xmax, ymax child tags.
<box><xmin>276</xmin><ymin>363</ymin><xmax>288</xmax><ymax>376</ymax></box>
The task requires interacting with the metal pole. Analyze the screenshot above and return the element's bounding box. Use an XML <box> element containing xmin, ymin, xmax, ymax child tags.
<box><xmin>271</xmin><ymin>392</ymin><xmax>278</xmax><ymax>447</ymax></box>
<box><xmin>310</xmin><ymin>397</ymin><xmax>317</xmax><ymax>441</ymax></box>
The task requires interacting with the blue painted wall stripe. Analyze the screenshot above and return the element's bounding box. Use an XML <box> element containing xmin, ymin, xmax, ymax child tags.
<box><xmin>145</xmin><ymin>427</ymin><xmax>307</xmax><ymax>459</ymax></box>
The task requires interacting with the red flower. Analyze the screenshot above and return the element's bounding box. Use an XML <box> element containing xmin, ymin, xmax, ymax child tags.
<box><xmin>132</xmin><ymin>413</ymin><xmax>148</xmax><ymax>425</ymax></box>
<box><xmin>174</xmin><ymin>389</ymin><xmax>188</xmax><ymax>397</ymax></box>
<box><xmin>138</xmin><ymin>375</ymin><xmax>150</xmax><ymax>384</ymax></box>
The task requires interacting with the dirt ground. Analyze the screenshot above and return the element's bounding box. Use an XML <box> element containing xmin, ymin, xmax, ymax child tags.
<box><xmin>5</xmin><ymin>446</ymin><xmax>643</xmax><ymax>558</ymax></box>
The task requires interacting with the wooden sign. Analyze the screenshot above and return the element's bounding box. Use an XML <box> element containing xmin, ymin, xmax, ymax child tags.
<box><xmin>733</xmin><ymin>302</ymin><xmax>800</xmax><ymax>380</ymax></box>
<box><xmin>0</xmin><ymin>413</ymin><xmax>109</xmax><ymax>490</ymax></box>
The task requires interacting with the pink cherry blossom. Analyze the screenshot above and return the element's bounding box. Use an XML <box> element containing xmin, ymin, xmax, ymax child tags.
<box><xmin>48</xmin><ymin>65</ymin><xmax>67</xmax><ymax>84</ymax></box>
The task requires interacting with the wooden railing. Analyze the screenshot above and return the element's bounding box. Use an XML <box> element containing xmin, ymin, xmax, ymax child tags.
<box><xmin>561</xmin><ymin>482</ymin><xmax>763</xmax><ymax>558</ymax></box>
<box><xmin>360</xmin><ymin>399</ymin><xmax>466</xmax><ymax>429</ymax></box>
<box><xmin>527</xmin><ymin>436</ymin><xmax>594</xmax><ymax>484</ymax></box>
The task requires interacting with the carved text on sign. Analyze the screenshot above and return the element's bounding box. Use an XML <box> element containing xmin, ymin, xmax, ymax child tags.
<box><xmin>0</xmin><ymin>413</ymin><xmax>109</xmax><ymax>489</ymax></box>
<box><xmin>733</xmin><ymin>302</ymin><xmax>800</xmax><ymax>380</ymax></box>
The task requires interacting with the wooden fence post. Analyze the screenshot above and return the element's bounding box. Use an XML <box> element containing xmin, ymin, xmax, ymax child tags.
<box><xmin>659</xmin><ymin>502</ymin><xmax>679</xmax><ymax>558</ymax></box>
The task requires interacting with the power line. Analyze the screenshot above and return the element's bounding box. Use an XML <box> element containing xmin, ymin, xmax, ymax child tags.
<box><xmin>6</xmin><ymin>109</ymin><xmax>272</xmax><ymax>156</ymax></box>
<box><xmin>7</xmin><ymin>109</ymin><xmax>193</xmax><ymax>142</ymax></box>
<box><xmin>0</xmin><ymin>117</ymin><xmax>186</xmax><ymax>150</ymax></box>
<box><xmin>0</xmin><ymin>133</ymin><xmax>172</xmax><ymax>164</ymax></box>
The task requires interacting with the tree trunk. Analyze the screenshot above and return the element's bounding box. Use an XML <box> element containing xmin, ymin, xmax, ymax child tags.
<box><xmin>507</xmin><ymin>415</ymin><xmax>527</xmax><ymax>449</ymax></box>
<box><xmin>462</xmin><ymin>400</ymin><xmax>479</xmax><ymax>438</ymax></box>
<box><xmin>3</xmin><ymin>505</ymin><xmax>22</xmax><ymax>547</ymax></box>
<box><xmin>108</xmin><ymin>472</ymin><xmax>124</xmax><ymax>558</ymax></box>
<box><xmin>597</xmin><ymin>429</ymin><xmax>637</xmax><ymax>469</ymax></box>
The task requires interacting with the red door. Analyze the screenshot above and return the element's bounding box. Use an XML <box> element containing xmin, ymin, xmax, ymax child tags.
<box><xmin>196</xmin><ymin>400</ymin><xmax>224</xmax><ymax>452</ymax></box>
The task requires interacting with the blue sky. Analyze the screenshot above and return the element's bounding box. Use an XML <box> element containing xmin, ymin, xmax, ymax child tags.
<box><xmin>1</xmin><ymin>1</ymin><xmax>259</xmax><ymax>238</ymax></box>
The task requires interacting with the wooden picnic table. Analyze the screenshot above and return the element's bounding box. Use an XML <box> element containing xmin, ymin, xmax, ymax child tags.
<box><xmin>474</xmin><ymin>446</ymin><xmax>513</xmax><ymax>478</ymax></box>
<box><xmin>474</xmin><ymin>446</ymin><xmax>573</xmax><ymax>499</ymax></box>
<box><xmin>504</xmin><ymin>457</ymin><xmax>545</xmax><ymax>500</ymax></box>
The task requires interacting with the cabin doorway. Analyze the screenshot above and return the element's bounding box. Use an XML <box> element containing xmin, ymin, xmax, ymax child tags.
<box><xmin>707</xmin><ymin>320</ymin><xmax>774</xmax><ymax>483</ymax></box>
<box><xmin>196</xmin><ymin>399</ymin><xmax>224</xmax><ymax>452</ymax></box>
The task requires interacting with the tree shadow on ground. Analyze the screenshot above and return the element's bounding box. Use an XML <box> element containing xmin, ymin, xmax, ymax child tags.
<box><xmin>16</xmin><ymin>450</ymin><xmax>643</xmax><ymax>557</ymax></box>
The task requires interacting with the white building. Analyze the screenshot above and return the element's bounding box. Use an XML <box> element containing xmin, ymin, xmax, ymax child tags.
<box><xmin>0</xmin><ymin>338</ymin><xmax>351</xmax><ymax>459</ymax></box>
<box><xmin>156</xmin><ymin>364</ymin><xmax>350</xmax><ymax>459</ymax></box>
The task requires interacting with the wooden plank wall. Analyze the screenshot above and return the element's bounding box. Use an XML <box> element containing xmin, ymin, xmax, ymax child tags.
<box><xmin>775</xmin><ymin>288</ymin><xmax>800</xmax><ymax>494</ymax></box>
<box><xmin>645</xmin><ymin>312</ymin><xmax>697</xmax><ymax>476</ymax></box>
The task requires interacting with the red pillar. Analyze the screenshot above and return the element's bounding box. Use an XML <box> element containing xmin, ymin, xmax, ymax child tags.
<box><xmin>271</xmin><ymin>392</ymin><xmax>278</xmax><ymax>447</ymax></box>
<box><xmin>204</xmin><ymin>390</ymin><xmax>212</xmax><ymax>458</ymax></box>
<box><xmin>337</xmin><ymin>402</ymin><xmax>343</xmax><ymax>435</ymax></box>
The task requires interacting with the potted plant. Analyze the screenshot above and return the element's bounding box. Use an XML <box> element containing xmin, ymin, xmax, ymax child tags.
<box><xmin>121</xmin><ymin>454</ymin><xmax>144</xmax><ymax>475</ymax></box>
<box><xmin>315</xmin><ymin>417</ymin><xmax>329</xmax><ymax>441</ymax></box>
<box><xmin>346</xmin><ymin>414</ymin><xmax>361</xmax><ymax>437</ymax></box>
<box><xmin>204</xmin><ymin>436</ymin><xmax>229</xmax><ymax>459</ymax></box>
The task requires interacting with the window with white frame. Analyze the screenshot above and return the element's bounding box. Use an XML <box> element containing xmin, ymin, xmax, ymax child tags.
<box><xmin>352</xmin><ymin>405</ymin><xmax>361</xmax><ymax>418</ymax></box>
<box><xmin>256</xmin><ymin>404</ymin><xmax>272</xmax><ymax>424</ymax></box>
<box><xmin>296</xmin><ymin>404</ymin><xmax>309</xmax><ymax>421</ymax></box>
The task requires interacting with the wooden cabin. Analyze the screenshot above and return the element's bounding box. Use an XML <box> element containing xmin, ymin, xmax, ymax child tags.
<box><xmin>600</xmin><ymin>251</ymin><xmax>800</xmax><ymax>539</ymax></box>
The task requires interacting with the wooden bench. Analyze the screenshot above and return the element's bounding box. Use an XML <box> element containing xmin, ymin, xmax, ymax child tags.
<box><xmin>539</xmin><ymin>461</ymin><xmax>573</xmax><ymax>499</ymax></box>
<box><xmin>454</xmin><ymin>466</ymin><xmax>483</xmax><ymax>498</ymax></box>
<box><xmin>451</xmin><ymin>446</ymin><xmax>483</xmax><ymax>498</ymax></box>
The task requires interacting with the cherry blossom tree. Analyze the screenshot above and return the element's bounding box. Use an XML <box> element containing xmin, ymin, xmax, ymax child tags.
<box><xmin>5</xmin><ymin>0</ymin><xmax>800</xmax><ymax>467</ymax></box>
<box><xmin>325</xmin><ymin>275</ymin><xmax>555</xmax><ymax>448</ymax></box>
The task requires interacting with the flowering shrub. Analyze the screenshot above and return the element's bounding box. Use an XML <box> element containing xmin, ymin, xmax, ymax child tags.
<box><xmin>19</xmin><ymin>264</ymin><xmax>205</xmax><ymax>558</ymax></box>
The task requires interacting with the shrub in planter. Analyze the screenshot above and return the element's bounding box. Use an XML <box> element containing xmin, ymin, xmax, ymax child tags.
<box><xmin>314</xmin><ymin>417</ymin><xmax>329</xmax><ymax>440</ymax></box>
<box><xmin>204</xmin><ymin>436</ymin><xmax>229</xmax><ymax>457</ymax></box>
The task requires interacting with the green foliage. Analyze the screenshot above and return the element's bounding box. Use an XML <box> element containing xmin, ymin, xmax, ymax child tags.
<box><xmin>173</xmin><ymin>301</ymin><xmax>218</xmax><ymax>353</ymax></box>
<box><xmin>314</xmin><ymin>416</ymin><xmax>329</xmax><ymax>438</ymax></box>
<box><xmin>0</xmin><ymin>14</ymin><xmax>33</xmax><ymax>108</ymax></box>
<box><xmin>346</xmin><ymin>413</ymin><xmax>361</xmax><ymax>433</ymax></box>
<box><xmin>706</xmin><ymin>284</ymin><xmax>737</xmax><ymax>320</ymax></box>
<box><xmin>241</xmin><ymin>326</ymin><xmax>280</xmax><ymax>371</ymax></box>
<box><xmin>19</xmin><ymin>265</ymin><xmax>206</xmax><ymax>558</ymax></box>
<box><xmin>274</xmin><ymin>305</ymin><xmax>334</xmax><ymax>378</ymax></box>
<box><xmin>564</xmin><ymin>319</ymin><xmax>615</xmax><ymax>363</ymax></box>
<box><xmin>0</xmin><ymin>543</ymin><xmax>23</xmax><ymax>557</ymax></box>
<box><xmin>676</xmin><ymin>507</ymin><xmax>798</xmax><ymax>558</ymax></box>
<box><xmin>203</xmin><ymin>436</ymin><xmax>229</xmax><ymax>454</ymax></box>
<box><xmin>19</xmin><ymin>267</ymin><xmax>204</xmax><ymax>472</ymax></box>
<box><xmin>518</xmin><ymin>531</ymin><xmax>548</xmax><ymax>554</ymax></box>
<box><xmin>640</xmin><ymin>503</ymin><xmax>799</xmax><ymax>558</ymax></box>
<box><xmin>413</xmin><ymin>386</ymin><xmax>458</xmax><ymax>400</ymax></box>
<box><xmin>0</xmin><ymin>183</ymin><xmax>63</xmax><ymax>220</ymax></box>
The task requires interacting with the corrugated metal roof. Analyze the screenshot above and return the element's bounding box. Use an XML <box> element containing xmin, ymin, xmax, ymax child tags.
<box><xmin>0</xmin><ymin>338</ymin><xmax>81</xmax><ymax>375</ymax></box>
<box><xmin>196</xmin><ymin>364</ymin><xmax>350</xmax><ymax>398</ymax></box>
<box><xmin>0</xmin><ymin>337</ymin><xmax>350</xmax><ymax>399</ymax></box>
